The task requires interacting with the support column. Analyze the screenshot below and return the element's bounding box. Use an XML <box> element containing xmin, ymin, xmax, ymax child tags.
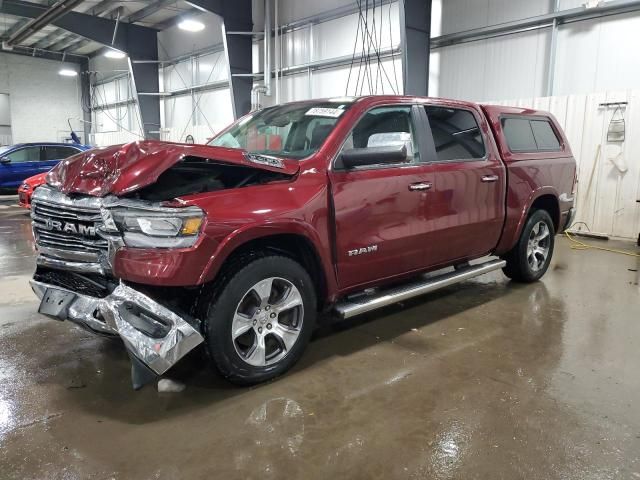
<box><xmin>122</xmin><ymin>27</ymin><xmax>161</xmax><ymax>139</ymax></box>
<box><xmin>80</xmin><ymin>58</ymin><xmax>92</xmax><ymax>144</ymax></box>
<box><xmin>399</xmin><ymin>0</ymin><xmax>432</xmax><ymax>96</ymax></box>
<box><xmin>129</xmin><ymin>62</ymin><xmax>161</xmax><ymax>139</ymax></box>
<box><xmin>221</xmin><ymin>0</ymin><xmax>253</xmax><ymax>118</ymax></box>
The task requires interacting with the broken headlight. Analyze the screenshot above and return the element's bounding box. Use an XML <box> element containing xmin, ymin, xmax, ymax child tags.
<box><xmin>108</xmin><ymin>206</ymin><xmax>204</xmax><ymax>248</ymax></box>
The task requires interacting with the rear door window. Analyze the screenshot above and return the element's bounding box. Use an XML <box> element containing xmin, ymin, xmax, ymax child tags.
<box><xmin>502</xmin><ymin>117</ymin><xmax>561</xmax><ymax>152</ymax></box>
<box><xmin>43</xmin><ymin>146</ymin><xmax>81</xmax><ymax>160</ymax></box>
<box><xmin>424</xmin><ymin>106</ymin><xmax>485</xmax><ymax>161</ymax></box>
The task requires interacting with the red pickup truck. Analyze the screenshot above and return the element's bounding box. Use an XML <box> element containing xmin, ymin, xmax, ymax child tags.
<box><xmin>29</xmin><ymin>96</ymin><xmax>576</xmax><ymax>388</ymax></box>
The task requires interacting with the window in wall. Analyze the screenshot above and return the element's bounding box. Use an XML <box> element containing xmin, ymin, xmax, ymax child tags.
<box><xmin>425</xmin><ymin>106</ymin><xmax>485</xmax><ymax>160</ymax></box>
<box><xmin>342</xmin><ymin>106</ymin><xmax>419</xmax><ymax>162</ymax></box>
<box><xmin>502</xmin><ymin>117</ymin><xmax>561</xmax><ymax>152</ymax></box>
<box><xmin>43</xmin><ymin>146</ymin><xmax>81</xmax><ymax>160</ymax></box>
<box><xmin>5</xmin><ymin>146</ymin><xmax>41</xmax><ymax>162</ymax></box>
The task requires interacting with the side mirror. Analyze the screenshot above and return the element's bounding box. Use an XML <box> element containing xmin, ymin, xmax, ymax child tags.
<box><xmin>339</xmin><ymin>145</ymin><xmax>407</xmax><ymax>169</ymax></box>
<box><xmin>0</xmin><ymin>157</ymin><xmax>10</xmax><ymax>165</ymax></box>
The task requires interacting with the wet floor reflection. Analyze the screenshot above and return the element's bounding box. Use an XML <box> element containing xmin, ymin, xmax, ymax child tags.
<box><xmin>0</xmin><ymin>202</ymin><xmax>639</xmax><ymax>479</ymax></box>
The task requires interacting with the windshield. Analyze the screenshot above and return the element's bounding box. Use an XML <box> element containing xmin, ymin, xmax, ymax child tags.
<box><xmin>208</xmin><ymin>101</ymin><xmax>354</xmax><ymax>159</ymax></box>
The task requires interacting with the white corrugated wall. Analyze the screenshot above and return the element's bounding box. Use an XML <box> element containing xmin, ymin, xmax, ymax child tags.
<box><xmin>433</xmin><ymin>1</ymin><xmax>640</xmax><ymax>101</ymax></box>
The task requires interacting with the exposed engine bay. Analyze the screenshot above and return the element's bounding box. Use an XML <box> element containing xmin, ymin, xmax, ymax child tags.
<box><xmin>127</xmin><ymin>157</ymin><xmax>291</xmax><ymax>201</ymax></box>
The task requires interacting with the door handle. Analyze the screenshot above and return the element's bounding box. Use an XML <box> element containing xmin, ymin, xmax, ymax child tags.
<box><xmin>408</xmin><ymin>182</ymin><xmax>432</xmax><ymax>191</ymax></box>
<box><xmin>481</xmin><ymin>175</ymin><xmax>499</xmax><ymax>183</ymax></box>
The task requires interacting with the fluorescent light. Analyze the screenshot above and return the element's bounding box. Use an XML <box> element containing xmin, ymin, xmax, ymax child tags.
<box><xmin>178</xmin><ymin>19</ymin><xmax>205</xmax><ymax>32</ymax></box>
<box><xmin>104</xmin><ymin>49</ymin><xmax>126</xmax><ymax>59</ymax></box>
<box><xmin>58</xmin><ymin>68</ymin><xmax>77</xmax><ymax>77</ymax></box>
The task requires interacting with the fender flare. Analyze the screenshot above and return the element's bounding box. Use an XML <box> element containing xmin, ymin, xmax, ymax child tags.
<box><xmin>497</xmin><ymin>186</ymin><xmax>560</xmax><ymax>254</ymax></box>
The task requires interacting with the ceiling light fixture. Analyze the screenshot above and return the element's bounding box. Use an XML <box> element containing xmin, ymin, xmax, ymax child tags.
<box><xmin>58</xmin><ymin>68</ymin><xmax>78</xmax><ymax>77</ymax></box>
<box><xmin>104</xmin><ymin>48</ymin><xmax>126</xmax><ymax>59</ymax></box>
<box><xmin>178</xmin><ymin>19</ymin><xmax>205</xmax><ymax>32</ymax></box>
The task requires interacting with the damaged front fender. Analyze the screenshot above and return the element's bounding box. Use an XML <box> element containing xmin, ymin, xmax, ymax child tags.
<box><xmin>30</xmin><ymin>280</ymin><xmax>204</xmax><ymax>387</ymax></box>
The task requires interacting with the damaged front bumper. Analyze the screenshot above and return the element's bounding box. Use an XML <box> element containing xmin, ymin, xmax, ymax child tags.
<box><xmin>30</xmin><ymin>279</ymin><xmax>204</xmax><ymax>388</ymax></box>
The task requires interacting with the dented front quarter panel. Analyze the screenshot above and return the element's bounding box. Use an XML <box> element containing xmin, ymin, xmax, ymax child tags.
<box><xmin>112</xmin><ymin>156</ymin><xmax>339</xmax><ymax>297</ymax></box>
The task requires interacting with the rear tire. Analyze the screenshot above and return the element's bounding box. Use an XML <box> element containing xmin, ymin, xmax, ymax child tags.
<box><xmin>204</xmin><ymin>255</ymin><xmax>317</xmax><ymax>386</ymax></box>
<box><xmin>502</xmin><ymin>209</ymin><xmax>555</xmax><ymax>283</ymax></box>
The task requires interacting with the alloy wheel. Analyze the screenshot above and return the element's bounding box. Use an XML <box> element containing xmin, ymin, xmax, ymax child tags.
<box><xmin>231</xmin><ymin>277</ymin><xmax>304</xmax><ymax>367</ymax></box>
<box><xmin>526</xmin><ymin>221</ymin><xmax>551</xmax><ymax>271</ymax></box>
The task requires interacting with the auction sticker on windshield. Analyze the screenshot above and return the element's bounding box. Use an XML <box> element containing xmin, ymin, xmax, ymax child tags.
<box><xmin>305</xmin><ymin>107</ymin><xmax>345</xmax><ymax>118</ymax></box>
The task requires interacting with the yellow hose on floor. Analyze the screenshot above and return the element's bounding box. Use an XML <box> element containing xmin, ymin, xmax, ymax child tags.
<box><xmin>564</xmin><ymin>231</ymin><xmax>640</xmax><ymax>257</ymax></box>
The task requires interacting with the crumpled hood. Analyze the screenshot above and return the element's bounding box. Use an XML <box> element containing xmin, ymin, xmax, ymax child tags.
<box><xmin>47</xmin><ymin>140</ymin><xmax>300</xmax><ymax>197</ymax></box>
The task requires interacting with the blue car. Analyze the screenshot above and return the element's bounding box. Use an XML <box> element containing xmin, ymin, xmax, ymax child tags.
<box><xmin>0</xmin><ymin>142</ymin><xmax>91</xmax><ymax>191</ymax></box>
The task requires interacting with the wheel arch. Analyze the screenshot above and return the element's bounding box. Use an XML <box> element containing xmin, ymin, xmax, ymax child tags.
<box><xmin>199</xmin><ymin>224</ymin><xmax>336</xmax><ymax>310</ymax></box>
<box><xmin>496</xmin><ymin>187</ymin><xmax>560</xmax><ymax>255</ymax></box>
<box><xmin>530</xmin><ymin>194</ymin><xmax>560</xmax><ymax>232</ymax></box>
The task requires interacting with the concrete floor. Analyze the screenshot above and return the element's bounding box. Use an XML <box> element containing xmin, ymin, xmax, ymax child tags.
<box><xmin>1</xmin><ymin>196</ymin><xmax>639</xmax><ymax>480</ymax></box>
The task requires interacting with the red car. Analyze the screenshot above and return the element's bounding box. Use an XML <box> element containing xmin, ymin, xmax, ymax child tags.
<box><xmin>28</xmin><ymin>96</ymin><xmax>576</xmax><ymax>388</ymax></box>
<box><xmin>18</xmin><ymin>172</ymin><xmax>47</xmax><ymax>209</ymax></box>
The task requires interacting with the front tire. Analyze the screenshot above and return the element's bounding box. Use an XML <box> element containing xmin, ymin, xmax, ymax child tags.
<box><xmin>502</xmin><ymin>209</ymin><xmax>555</xmax><ymax>283</ymax></box>
<box><xmin>204</xmin><ymin>255</ymin><xmax>317</xmax><ymax>385</ymax></box>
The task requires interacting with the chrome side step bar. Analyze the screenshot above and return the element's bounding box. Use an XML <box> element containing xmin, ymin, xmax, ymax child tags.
<box><xmin>334</xmin><ymin>259</ymin><xmax>506</xmax><ymax>319</ymax></box>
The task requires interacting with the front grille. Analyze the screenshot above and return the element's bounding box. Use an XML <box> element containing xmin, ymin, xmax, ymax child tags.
<box><xmin>32</xmin><ymin>197</ymin><xmax>107</xmax><ymax>259</ymax></box>
<box><xmin>35</xmin><ymin>229</ymin><xmax>108</xmax><ymax>253</ymax></box>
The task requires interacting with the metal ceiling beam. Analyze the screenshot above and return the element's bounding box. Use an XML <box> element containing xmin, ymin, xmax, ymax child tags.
<box><xmin>32</xmin><ymin>1</ymin><xmax>121</xmax><ymax>49</ymax></box>
<box><xmin>47</xmin><ymin>30</ymin><xmax>80</xmax><ymax>50</ymax></box>
<box><xmin>431</xmin><ymin>0</ymin><xmax>640</xmax><ymax>48</ymax></box>
<box><xmin>66</xmin><ymin>1</ymin><xmax>173</xmax><ymax>53</ymax></box>
<box><xmin>45</xmin><ymin>6</ymin><xmax>120</xmax><ymax>50</ymax></box>
<box><xmin>62</xmin><ymin>35</ymin><xmax>89</xmax><ymax>51</ymax></box>
<box><xmin>86</xmin><ymin>0</ymin><xmax>119</xmax><ymax>16</ymax></box>
<box><xmin>3</xmin><ymin>0</ymin><xmax>85</xmax><ymax>47</ymax></box>
<box><xmin>0</xmin><ymin>17</ymin><xmax>29</xmax><ymax>38</ymax></box>
<box><xmin>399</xmin><ymin>0</ymin><xmax>432</xmax><ymax>96</ymax></box>
<box><xmin>32</xmin><ymin>29</ymin><xmax>68</xmax><ymax>48</ymax></box>
<box><xmin>0</xmin><ymin>42</ymin><xmax>86</xmax><ymax>61</ymax></box>
<box><xmin>0</xmin><ymin>0</ymin><xmax>158</xmax><ymax>49</ymax></box>
<box><xmin>123</xmin><ymin>0</ymin><xmax>177</xmax><ymax>24</ymax></box>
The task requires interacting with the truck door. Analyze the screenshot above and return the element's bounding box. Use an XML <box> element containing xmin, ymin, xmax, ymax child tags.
<box><xmin>329</xmin><ymin>105</ymin><xmax>437</xmax><ymax>290</ymax></box>
<box><xmin>421</xmin><ymin>103</ymin><xmax>506</xmax><ymax>265</ymax></box>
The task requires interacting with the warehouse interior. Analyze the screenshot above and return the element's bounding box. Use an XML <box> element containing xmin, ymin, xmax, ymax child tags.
<box><xmin>1</xmin><ymin>0</ymin><xmax>639</xmax><ymax>478</ymax></box>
